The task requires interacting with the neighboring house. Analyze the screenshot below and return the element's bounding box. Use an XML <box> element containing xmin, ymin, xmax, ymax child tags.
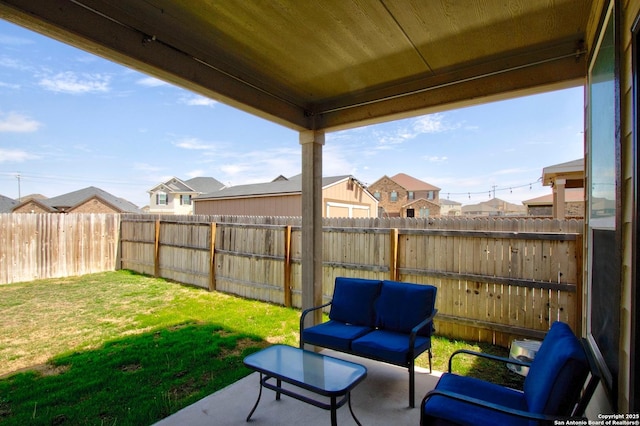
<box><xmin>523</xmin><ymin>188</ymin><xmax>585</xmax><ymax>217</ymax></box>
<box><xmin>367</xmin><ymin>173</ymin><xmax>441</xmax><ymax>218</ymax></box>
<box><xmin>194</xmin><ymin>174</ymin><xmax>377</xmax><ymax>218</ymax></box>
<box><xmin>541</xmin><ymin>158</ymin><xmax>585</xmax><ymax>219</ymax></box>
<box><xmin>0</xmin><ymin>195</ymin><xmax>17</xmax><ymax>213</ymax></box>
<box><xmin>148</xmin><ymin>177</ymin><xmax>225</xmax><ymax>215</ymax></box>
<box><xmin>439</xmin><ymin>199</ymin><xmax>463</xmax><ymax>216</ymax></box>
<box><xmin>12</xmin><ymin>186</ymin><xmax>140</xmax><ymax>214</ymax></box>
<box><xmin>462</xmin><ymin>198</ymin><xmax>526</xmax><ymax>216</ymax></box>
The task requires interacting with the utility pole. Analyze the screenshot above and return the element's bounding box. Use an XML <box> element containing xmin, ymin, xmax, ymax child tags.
<box><xmin>16</xmin><ymin>173</ymin><xmax>21</xmax><ymax>202</ymax></box>
<box><xmin>491</xmin><ymin>185</ymin><xmax>497</xmax><ymax>199</ymax></box>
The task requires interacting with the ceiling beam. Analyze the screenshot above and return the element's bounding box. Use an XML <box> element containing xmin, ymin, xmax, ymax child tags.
<box><xmin>315</xmin><ymin>41</ymin><xmax>587</xmax><ymax>131</ymax></box>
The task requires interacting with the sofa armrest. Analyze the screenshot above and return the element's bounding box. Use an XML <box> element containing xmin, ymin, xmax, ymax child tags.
<box><xmin>448</xmin><ymin>349</ymin><xmax>530</xmax><ymax>374</ymax></box>
<box><xmin>299</xmin><ymin>301</ymin><xmax>332</xmax><ymax>348</ymax></box>
<box><xmin>421</xmin><ymin>388</ymin><xmax>571</xmax><ymax>423</ymax></box>
<box><xmin>409</xmin><ymin>308</ymin><xmax>438</xmax><ymax>355</ymax></box>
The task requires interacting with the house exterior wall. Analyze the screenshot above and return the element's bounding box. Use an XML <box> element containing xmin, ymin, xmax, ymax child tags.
<box><xmin>401</xmin><ymin>199</ymin><xmax>441</xmax><ymax>218</ymax></box>
<box><xmin>527</xmin><ymin>202</ymin><xmax>584</xmax><ymax>217</ymax></box>
<box><xmin>368</xmin><ymin>176</ymin><xmax>439</xmax><ymax>217</ymax></box>
<box><xmin>69</xmin><ymin>198</ymin><xmax>120</xmax><ymax>214</ymax></box>
<box><xmin>194</xmin><ymin>194</ymin><xmax>302</xmax><ymax>216</ymax></box>
<box><xmin>620</xmin><ymin>0</ymin><xmax>638</xmax><ymax>412</ymax></box>
<box><xmin>580</xmin><ymin>0</ymin><xmax>637</xmax><ymax>413</ymax></box>
<box><xmin>440</xmin><ymin>203</ymin><xmax>462</xmax><ymax>216</ymax></box>
<box><xmin>322</xmin><ymin>179</ymin><xmax>376</xmax><ymax>218</ymax></box>
<box><xmin>368</xmin><ymin>177</ymin><xmax>408</xmax><ymax>217</ymax></box>
<box><xmin>148</xmin><ymin>192</ymin><xmax>194</xmax><ymax>215</ymax></box>
<box><xmin>194</xmin><ymin>180</ymin><xmax>376</xmax><ymax>218</ymax></box>
<box><xmin>13</xmin><ymin>201</ymin><xmax>50</xmax><ymax>214</ymax></box>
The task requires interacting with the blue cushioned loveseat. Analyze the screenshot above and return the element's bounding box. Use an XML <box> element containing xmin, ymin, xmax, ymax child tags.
<box><xmin>299</xmin><ymin>277</ymin><xmax>438</xmax><ymax>408</ymax></box>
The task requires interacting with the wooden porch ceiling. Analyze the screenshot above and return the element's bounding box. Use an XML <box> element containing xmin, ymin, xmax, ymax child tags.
<box><xmin>0</xmin><ymin>0</ymin><xmax>595</xmax><ymax>132</ymax></box>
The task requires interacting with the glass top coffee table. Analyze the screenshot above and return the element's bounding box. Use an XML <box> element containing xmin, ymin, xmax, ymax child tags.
<box><xmin>243</xmin><ymin>345</ymin><xmax>367</xmax><ymax>425</ymax></box>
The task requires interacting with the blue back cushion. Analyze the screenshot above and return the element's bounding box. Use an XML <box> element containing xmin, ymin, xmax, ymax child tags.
<box><xmin>524</xmin><ymin>321</ymin><xmax>589</xmax><ymax>414</ymax></box>
<box><xmin>375</xmin><ymin>280</ymin><xmax>437</xmax><ymax>335</ymax></box>
<box><xmin>329</xmin><ymin>277</ymin><xmax>381</xmax><ymax>327</ymax></box>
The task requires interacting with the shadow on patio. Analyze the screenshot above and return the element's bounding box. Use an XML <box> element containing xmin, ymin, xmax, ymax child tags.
<box><xmin>153</xmin><ymin>349</ymin><xmax>441</xmax><ymax>426</ymax></box>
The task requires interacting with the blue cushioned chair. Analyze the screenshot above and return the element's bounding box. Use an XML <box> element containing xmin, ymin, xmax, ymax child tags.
<box><xmin>420</xmin><ymin>321</ymin><xmax>601</xmax><ymax>426</ymax></box>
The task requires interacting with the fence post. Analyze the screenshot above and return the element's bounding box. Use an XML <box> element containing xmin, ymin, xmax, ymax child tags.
<box><xmin>390</xmin><ymin>228</ymin><xmax>399</xmax><ymax>281</ymax></box>
<box><xmin>209</xmin><ymin>222</ymin><xmax>217</xmax><ymax>291</ymax></box>
<box><xmin>284</xmin><ymin>225</ymin><xmax>292</xmax><ymax>307</ymax></box>
<box><xmin>154</xmin><ymin>219</ymin><xmax>160</xmax><ymax>278</ymax></box>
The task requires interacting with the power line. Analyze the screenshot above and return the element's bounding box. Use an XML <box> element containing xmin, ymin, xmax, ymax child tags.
<box><xmin>443</xmin><ymin>177</ymin><xmax>543</xmax><ymax>200</ymax></box>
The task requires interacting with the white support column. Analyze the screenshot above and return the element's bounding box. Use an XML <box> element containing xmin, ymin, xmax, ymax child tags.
<box><xmin>300</xmin><ymin>130</ymin><xmax>325</xmax><ymax>329</ymax></box>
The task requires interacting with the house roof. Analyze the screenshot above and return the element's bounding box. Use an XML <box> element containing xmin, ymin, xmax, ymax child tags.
<box><xmin>0</xmin><ymin>194</ymin><xmax>17</xmax><ymax>213</ymax></box>
<box><xmin>542</xmin><ymin>158</ymin><xmax>584</xmax><ymax>187</ymax></box>
<box><xmin>28</xmin><ymin>186</ymin><xmax>141</xmax><ymax>213</ymax></box>
<box><xmin>462</xmin><ymin>198</ymin><xmax>526</xmax><ymax>213</ymax></box>
<box><xmin>185</xmin><ymin>177</ymin><xmax>225</xmax><ymax>194</ymax></box>
<box><xmin>523</xmin><ymin>188</ymin><xmax>585</xmax><ymax>205</ymax></box>
<box><xmin>1</xmin><ymin>2</ymin><xmax>593</xmax><ymax>132</ymax></box>
<box><xmin>390</xmin><ymin>173</ymin><xmax>441</xmax><ymax>192</ymax></box>
<box><xmin>197</xmin><ymin>175</ymin><xmax>355</xmax><ymax>200</ymax></box>
<box><xmin>440</xmin><ymin>199</ymin><xmax>462</xmax><ymax>206</ymax></box>
<box><xmin>150</xmin><ymin>177</ymin><xmax>225</xmax><ymax>194</ymax></box>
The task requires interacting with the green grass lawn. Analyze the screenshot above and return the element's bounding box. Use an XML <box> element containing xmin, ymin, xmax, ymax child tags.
<box><xmin>0</xmin><ymin>270</ymin><xmax>523</xmax><ymax>425</ymax></box>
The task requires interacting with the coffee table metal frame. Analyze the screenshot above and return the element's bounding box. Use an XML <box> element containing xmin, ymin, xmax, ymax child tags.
<box><xmin>243</xmin><ymin>345</ymin><xmax>367</xmax><ymax>425</ymax></box>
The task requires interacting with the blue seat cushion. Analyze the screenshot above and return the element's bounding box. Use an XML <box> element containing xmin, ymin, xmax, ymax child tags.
<box><xmin>523</xmin><ymin>321</ymin><xmax>589</xmax><ymax>414</ymax></box>
<box><xmin>422</xmin><ymin>373</ymin><xmax>530</xmax><ymax>426</ymax></box>
<box><xmin>351</xmin><ymin>329</ymin><xmax>431</xmax><ymax>365</ymax></box>
<box><xmin>302</xmin><ymin>320</ymin><xmax>373</xmax><ymax>351</ymax></box>
<box><xmin>329</xmin><ymin>277</ymin><xmax>381</xmax><ymax>327</ymax></box>
<box><xmin>376</xmin><ymin>281</ymin><xmax>436</xmax><ymax>336</ymax></box>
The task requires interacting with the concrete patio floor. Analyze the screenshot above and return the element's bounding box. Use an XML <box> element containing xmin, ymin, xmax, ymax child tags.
<box><xmin>153</xmin><ymin>349</ymin><xmax>441</xmax><ymax>426</ymax></box>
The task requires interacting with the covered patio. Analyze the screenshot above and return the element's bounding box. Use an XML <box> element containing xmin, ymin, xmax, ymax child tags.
<box><xmin>1</xmin><ymin>0</ymin><xmax>637</xmax><ymax>417</ymax></box>
<box><xmin>153</xmin><ymin>349</ymin><xmax>440</xmax><ymax>426</ymax></box>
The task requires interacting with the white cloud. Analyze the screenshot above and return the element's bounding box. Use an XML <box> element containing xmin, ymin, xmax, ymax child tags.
<box><xmin>373</xmin><ymin>113</ymin><xmax>459</xmax><ymax>149</ymax></box>
<box><xmin>413</xmin><ymin>114</ymin><xmax>449</xmax><ymax>134</ymax></box>
<box><xmin>0</xmin><ymin>81</ymin><xmax>20</xmax><ymax>89</ymax></box>
<box><xmin>186</xmin><ymin>169</ymin><xmax>205</xmax><ymax>178</ymax></box>
<box><xmin>180</xmin><ymin>95</ymin><xmax>217</xmax><ymax>107</ymax></box>
<box><xmin>0</xmin><ymin>55</ymin><xmax>30</xmax><ymax>71</ymax></box>
<box><xmin>424</xmin><ymin>156</ymin><xmax>448</xmax><ymax>163</ymax></box>
<box><xmin>136</xmin><ymin>76</ymin><xmax>168</xmax><ymax>87</ymax></box>
<box><xmin>39</xmin><ymin>71</ymin><xmax>110</xmax><ymax>94</ymax></box>
<box><xmin>133</xmin><ymin>162</ymin><xmax>163</xmax><ymax>173</ymax></box>
<box><xmin>0</xmin><ymin>148</ymin><xmax>39</xmax><ymax>162</ymax></box>
<box><xmin>0</xmin><ymin>34</ymin><xmax>34</xmax><ymax>46</ymax></box>
<box><xmin>173</xmin><ymin>137</ymin><xmax>218</xmax><ymax>150</ymax></box>
<box><xmin>0</xmin><ymin>112</ymin><xmax>41</xmax><ymax>132</ymax></box>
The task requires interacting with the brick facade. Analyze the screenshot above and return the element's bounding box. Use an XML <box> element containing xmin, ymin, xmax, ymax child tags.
<box><xmin>70</xmin><ymin>197</ymin><xmax>121</xmax><ymax>214</ymax></box>
<box><xmin>368</xmin><ymin>175</ymin><xmax>440</xmax><ymax>217</ymax></box>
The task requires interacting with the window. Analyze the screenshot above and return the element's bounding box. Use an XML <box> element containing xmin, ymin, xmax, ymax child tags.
<box><xmin>156</xmin><ymin>192</ymin><xmax>167</xmax><ymax>205</ymax></box>
<box><xmin>374</xmin><ymin>191</ymin><xmax>381</xmax><ymax>200</ymax></box>
<box><xmin>408</xmin><ymin>191</ymin><xmax>414</xmax><ymax>200</ymax></box>
<box><xmin>428</xmin><ymin>191</ymin><xmax>434</xmax><ymax>200</ymax></box>
<box><xmin>419</xmin><ymin>207</ymin><xmax>430</xmax><ymax>217</ymax></box>
<box><xmin>588</xmin><ymin>2</ymin><xmax>620</xmax><ymax>403</ymax></box>
<box><xmin>406</xmin><ymin>208</ymin><xmax>415</xmax><ymax>217</ymax></box>
<box><xmin>180</xmin><ymin>195</ymin><xmax>191</xmax><ymax>205</ymax></box>
<box><xmin>390</xmin><ymin>191</ymin><xmax>398</xmax><ymax>202</ymax></box>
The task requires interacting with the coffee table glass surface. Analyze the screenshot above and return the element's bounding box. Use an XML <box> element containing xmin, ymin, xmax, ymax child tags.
<box><xmin>244</xmin><ymin>344</ymin><xmax>366</xmax><ymax>395</ymax></box>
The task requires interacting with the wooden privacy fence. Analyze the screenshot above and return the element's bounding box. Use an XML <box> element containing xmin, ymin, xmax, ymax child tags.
<box><xmin>121</xmin><ymin>215</ymin><xmax>583</xmax><ymax>346</ymax></box>
<box><xmin>0</xmin><ymin>213</ymin><xmax>120</xmax><ymax>284</ymax></box>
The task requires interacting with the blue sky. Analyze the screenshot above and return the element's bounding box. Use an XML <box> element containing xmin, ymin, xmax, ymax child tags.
<box><xmin>0</xmin><ymin>19</ymin><xmax>584</xmax><ymax>209</ymax></box>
